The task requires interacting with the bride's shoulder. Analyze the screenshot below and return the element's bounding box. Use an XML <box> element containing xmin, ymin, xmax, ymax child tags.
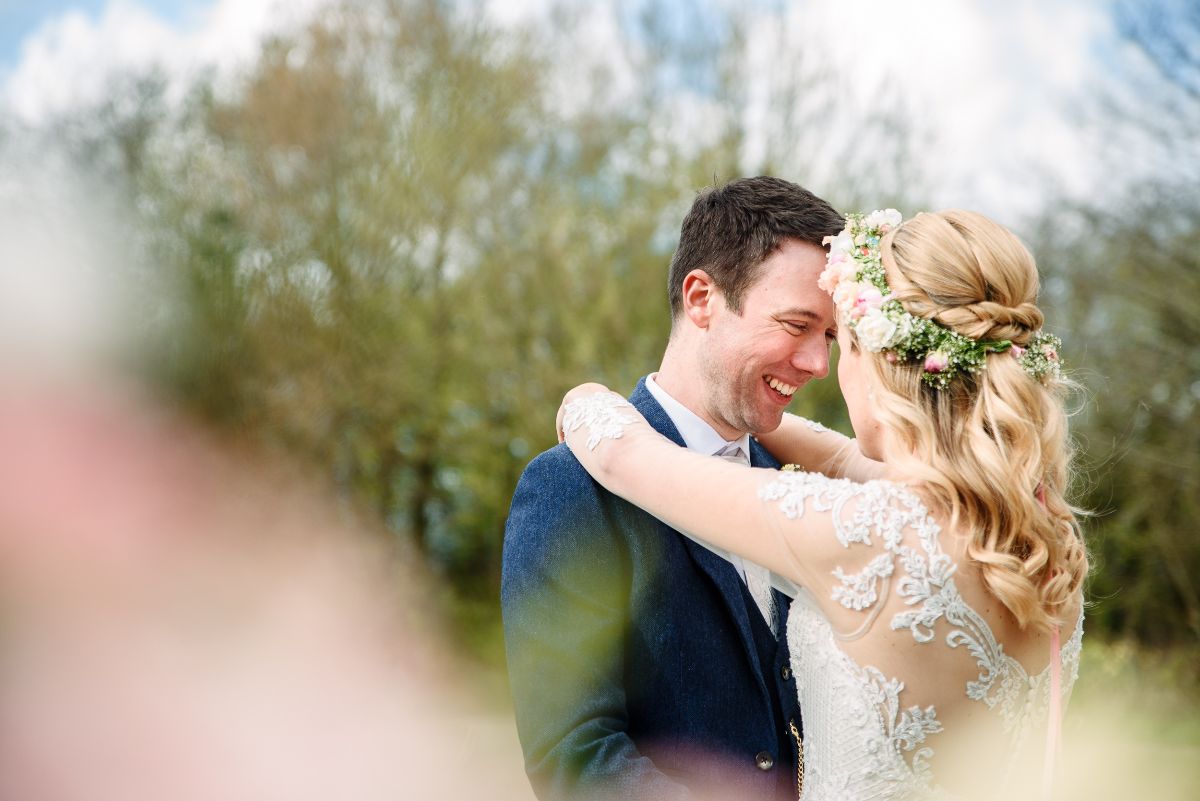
<box><xmin>763</xmin><ymin>469</ymin><xmax>951</xmax><ymax>622</ymax></box>
<box><xmin>758</xmin><ymin>468</ymin><xmax>944</xmax><ymax>584</ymax></box>
<box><xmin>760</xmin><ymin>467</ymin><xmax>931</xmax><ymax>520</ymax></box>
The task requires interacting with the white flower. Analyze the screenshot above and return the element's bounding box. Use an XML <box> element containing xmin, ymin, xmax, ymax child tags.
<box><xmin>865</xmin><ymin>208</ymin><xmax>903</xmax><ymax>229</ymax></box>
<box><xmin>836</xmin><ymin>258</ymin><xmax>859</xmax><ymax>283</ymax></box>
<box><xmin>854</xmin><ymin>307</ymin><xmax>902</xmax><ymax>351</ymax></box>
<box><xmin>826</xmin><ymin>230</ymin><xmax>854</xmax><ymax>255</ymax></box>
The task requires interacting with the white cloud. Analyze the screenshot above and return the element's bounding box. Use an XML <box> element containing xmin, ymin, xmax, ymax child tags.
<box><xmin>770</xmin><ymin>0</ymin><xmax>1113</xmax><ymax>218</ymax></box>
<box><xmin>486</xmin><ymin>0</ymin><xmax>640</xmax><ymax>121</ymax></box>
<box><xmin>480</xmin><ymin>0</ymin><xmax>1119</xmax><ymax>217</ymax></box>
<box><xmin>2</xmin><ymin>0</ymin><xmax>331</xmax><ymax>123</ymax></box>
<box><xmin>4</xmin><ymin>2</ymin><xmax>174</xmax><ymax>120</ymax></box>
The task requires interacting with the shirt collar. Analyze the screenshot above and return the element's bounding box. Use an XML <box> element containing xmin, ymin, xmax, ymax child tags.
<box><xmin>645</xmin><ymin>373</ymin><xmax>751</xmax><ymax>457</ymax></box>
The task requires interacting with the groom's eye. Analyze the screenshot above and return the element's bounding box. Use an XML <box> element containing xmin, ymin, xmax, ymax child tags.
<box><xmin>780</xmin><ymin>320</ymin><xmax>806</xmax><ymax>335</ymax></box>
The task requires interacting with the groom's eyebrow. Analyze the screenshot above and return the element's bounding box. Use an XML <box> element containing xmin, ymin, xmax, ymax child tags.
<box><xmin>776</xmin><ymin>308</ymin><xmax>823</xmax><ymax>321</ymax></box>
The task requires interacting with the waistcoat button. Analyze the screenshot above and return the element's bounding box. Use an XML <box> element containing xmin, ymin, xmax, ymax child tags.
<box><xmin>755</xmin><ymin>751</ymin><xmax>774</xmax><ymax>771</ymax></box>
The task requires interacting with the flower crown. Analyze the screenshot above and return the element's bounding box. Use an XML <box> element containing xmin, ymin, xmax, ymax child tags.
<box><xmin>818</xmin><ymin>209</ymin><xmax>1062</xmax><ymax>389</ymax></box>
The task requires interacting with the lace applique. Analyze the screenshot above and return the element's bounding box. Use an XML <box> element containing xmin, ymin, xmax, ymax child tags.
<box><xmin>759</xmin><ymin>471</ymin><xmax>877</xmax><ymax>547</ymax></box>
<box><xmin>857</xmin><ymin>662</ymin><xmax>944</xmax><ymax>767</ymax></box>
<box><xmin>759</xmin><ymin>470</ymin><xmax>831</xmax><ymax>521</ymax></box>
<box><xmin>832</xmin><ymin>553</ymin><xmax>894</xmax><ymax>611</ymax></box>
<box><xmin>561</xmin><ymin>393</ymin><xmax>636</xmax><ymax>450</ymax></box>
<box><xmin>1060</xmin><ymin>610</ymin><xmax>1084</xmax><ymax>688</ymax></box>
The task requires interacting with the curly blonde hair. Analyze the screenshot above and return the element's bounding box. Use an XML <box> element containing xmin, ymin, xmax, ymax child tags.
<box><xmin>865</xmin><ymin>210</ymin><xmax>1087</xmax><ymax>632</ymax></box>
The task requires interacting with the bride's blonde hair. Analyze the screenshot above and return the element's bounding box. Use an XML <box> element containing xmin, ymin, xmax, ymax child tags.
<box><xmin>866</xmin><ymin>210</ymin><xmax>1086</xmax><ymax>632</ymax></box>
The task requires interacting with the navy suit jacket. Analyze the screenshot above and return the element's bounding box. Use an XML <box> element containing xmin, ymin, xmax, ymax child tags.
<box><xmin>502</xmin><ymin>378</ymin><xmax>801</xmax><ymax>800</ymax></box>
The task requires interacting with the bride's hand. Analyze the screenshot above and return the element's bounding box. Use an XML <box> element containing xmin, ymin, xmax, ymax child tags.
<box><xmin>555</xmin><ymin>382</ymin><xmax>617</xmax><ymax>443</ymax></box>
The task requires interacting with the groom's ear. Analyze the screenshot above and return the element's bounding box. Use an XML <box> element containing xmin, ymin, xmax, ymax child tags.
<box><xmin>680</xmin><ymin>269</ymin><xmax>718</xmax><ymax>329</ymax></box>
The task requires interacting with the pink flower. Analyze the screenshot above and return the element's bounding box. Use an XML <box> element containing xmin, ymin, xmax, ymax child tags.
<box><xmin>1042</xmin><ymin>344</ymin><xmax>1058</xmax><ymax>361</ymax></box>
<box><xmin>817</xmin><ymin>267</ymin><xmax>837</xmax><ymax>293</ymax></box>
<box><xmin>832</xmin><ymin>281</ymin><xmax>858</xmax><ymax>314</ymax></box>
<box><xmin>885</xmin><ymin>351</ymin><xmax>899</xmax><ymax>363</ymax></box>
<box><xmin>924</xmin><ymin>351</ymin><xmax>950</xmax><ymax>373</ymax></box>
<box><xmin>1010</xmin><ymin>344</ymin><xmax>1026</xmax><ymax>359</ymax></box>
<box><xmin>849</xmin><ymin>286</ymin><xmax>884</xmax><ymax>320</ymax></box>
<box><xmin>818</xmin><ymin>252</ymin><xmax>855</xmax><ymax>293</ymax></box>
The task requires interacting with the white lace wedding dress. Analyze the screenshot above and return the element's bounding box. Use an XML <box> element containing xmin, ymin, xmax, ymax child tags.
<box><xmin>560</xmin><ymin>393</ymin><xmax>1085</xmax><ymax>800</ymax></box>
<box><xmin>759</xmin><ymin>470</ymin><xmax>1084</xmax><ymax>801</ymax></box>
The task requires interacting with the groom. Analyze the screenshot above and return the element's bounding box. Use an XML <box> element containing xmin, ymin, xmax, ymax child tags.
<box><xmin>502</xmin><ymin>176</ymin><xmax>843</xmax><ymax>800</ymax></box>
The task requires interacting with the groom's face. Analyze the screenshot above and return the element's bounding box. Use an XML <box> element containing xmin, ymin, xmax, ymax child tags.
<box><xmin>699</xmin><ymin>238</ymin><xmax>835</xmax><ymax>436</ymax></box>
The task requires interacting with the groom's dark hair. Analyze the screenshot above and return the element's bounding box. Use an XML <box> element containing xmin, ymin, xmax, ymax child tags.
<box><xmin>668</xmin><ymin>176</ymin><xmax>843</xmax><ymax>319</ymax></box>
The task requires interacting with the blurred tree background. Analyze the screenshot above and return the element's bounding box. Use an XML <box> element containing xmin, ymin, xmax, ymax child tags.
<box><xmin>10</xmin><ymin>0</ymin><xmax>1197</xmax><ymax>680</ymax></box>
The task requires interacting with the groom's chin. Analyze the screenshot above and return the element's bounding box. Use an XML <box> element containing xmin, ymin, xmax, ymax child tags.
<box><xmin>749</xmin><ymin>406</ymin><xmax>788</xmax><ymax>436</ymax></box>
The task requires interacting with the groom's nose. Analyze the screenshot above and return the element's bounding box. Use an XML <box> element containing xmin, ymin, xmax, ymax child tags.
<box><xmin>791</xmin><ymin>339</ymin><xmax>830</xmax><ymax>379</ymax></box>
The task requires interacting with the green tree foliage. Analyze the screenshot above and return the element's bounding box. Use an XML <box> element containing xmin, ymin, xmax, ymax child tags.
<box><xmin>1027</xmin><ymin>0</ymin><xmax>1200</xmax><ymax>655</ymax></box>
<box><xmin>129</xmin><ymin>0</ymin><xmax>771</xmax><ymax>616</ymax></box>
<box><xmin>101</xmin><ymin>0</ymin><xmax>925</xmax><ymax>645</ymax></box>
<box><xmin>1034</xmin><ymin>194</ymin><xmax>1200</xmax><ymax>651</ymax></box>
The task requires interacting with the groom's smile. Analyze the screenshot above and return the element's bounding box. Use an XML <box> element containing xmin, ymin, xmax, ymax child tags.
<box><xmin>766</xmin><ymin>375</ymin><xmax>799</xmax><ymax>398</ymax></box>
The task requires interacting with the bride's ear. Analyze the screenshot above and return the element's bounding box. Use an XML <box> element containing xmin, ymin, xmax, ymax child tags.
<box><xmin>680</xmin><ymin>269</ymin><xmax>719</xmax><ymax>329</ymax></box>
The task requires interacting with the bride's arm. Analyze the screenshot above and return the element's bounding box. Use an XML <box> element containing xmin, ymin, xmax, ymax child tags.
<box><xmin>558</xmin><ymin>386</ymin><xmax>834</xmax><ymax>588</ymax></box>
<box><xmin>754</xmin><ymin>412</ymin><xmax>887</xmax><ymax>482</ymax></box>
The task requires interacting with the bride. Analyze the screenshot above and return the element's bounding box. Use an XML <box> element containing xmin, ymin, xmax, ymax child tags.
<box><xmin>555</xmin><ymin>209</ymin><xmax>1087</xmax><ymax>800</ymax></box>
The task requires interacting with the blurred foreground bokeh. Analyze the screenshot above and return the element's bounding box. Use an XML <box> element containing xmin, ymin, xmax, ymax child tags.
<box><xmin>0</xmin><ymin>375</ymin><xmax>536</xmax><ymax>800</ymax></box>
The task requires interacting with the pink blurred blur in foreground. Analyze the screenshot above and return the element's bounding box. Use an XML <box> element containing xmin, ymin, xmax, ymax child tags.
<box><xmin>0</xmin><ymin>377</ymin><xmax>531</xmax><ymax>801</ymax></box>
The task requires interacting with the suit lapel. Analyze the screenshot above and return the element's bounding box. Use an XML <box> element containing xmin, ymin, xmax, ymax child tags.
<box><xmin>629</xmin><ymin>378</ymin><xmax>771</xmax><ymax>682</ymax></box>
